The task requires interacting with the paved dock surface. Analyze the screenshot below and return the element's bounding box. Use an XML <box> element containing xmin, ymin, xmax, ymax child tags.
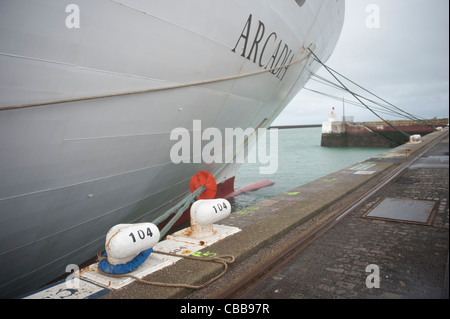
<box><xmin>238</xmin><ymin>136</ymin><xmax>449</xmax><ymax>299</ymax></box>
<box><xmin>101</xmin><ymin>128</ymin><xmax>448</xmax><ymax>300</ymax></box>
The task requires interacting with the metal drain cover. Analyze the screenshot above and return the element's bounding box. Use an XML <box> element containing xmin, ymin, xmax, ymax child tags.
<box><xmin>363</xmin><ymin>197</ymin><xmax>437</xmax><ymax>225</ymax></box>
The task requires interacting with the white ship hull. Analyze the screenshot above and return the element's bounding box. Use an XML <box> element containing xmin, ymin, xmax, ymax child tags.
<box><xmin>0</xmin><ymin>0</ymin><xmax>344</xmax><ymax>297</ymax></box>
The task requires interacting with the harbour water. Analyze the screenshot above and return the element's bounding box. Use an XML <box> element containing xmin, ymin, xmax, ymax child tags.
<box><xmin>232</xmin><ymin>127</ymin><xmax>390</xmax><ymax>211</ymax></box>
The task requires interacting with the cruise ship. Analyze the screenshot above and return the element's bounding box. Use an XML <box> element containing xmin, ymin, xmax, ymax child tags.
<box><xmin>0</xmin><ymin>0</ymin><xmax>344</xmax><ymax>298</ymax></box>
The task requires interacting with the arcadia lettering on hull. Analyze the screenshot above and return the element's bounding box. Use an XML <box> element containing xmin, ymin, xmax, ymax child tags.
<box><xmin>231</xmin><ymin>14</ymin><xmax>295</xmax><ymax>81</ymax></box>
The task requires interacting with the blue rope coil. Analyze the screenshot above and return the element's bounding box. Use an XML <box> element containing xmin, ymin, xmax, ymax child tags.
<box><xmin>98</xmin><ymin>248</ymin><xmax>153</xmax><ymax>275</ymax></box>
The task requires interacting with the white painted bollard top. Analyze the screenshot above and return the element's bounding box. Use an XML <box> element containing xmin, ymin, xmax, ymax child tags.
<box><xmin>105</xmin><ymin>223</ymin><xmax>160</xmax><ymax>265</ymax></box>
<box><xmin>190</xmin><ymin>199</ymin><xmax>231</xmax><ymax>238</ymax></box>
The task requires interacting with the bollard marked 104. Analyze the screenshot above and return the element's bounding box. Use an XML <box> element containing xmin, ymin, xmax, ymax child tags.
<box><xmin>128</xmin><ymin>227</ymin><xmax>154</xmax><ymax>243</ymax></box>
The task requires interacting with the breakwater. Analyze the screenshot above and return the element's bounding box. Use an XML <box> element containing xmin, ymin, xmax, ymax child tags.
<box><xmin>321</xmin><ymin>118</ymin><xmax>448</xmax><ymax>147</ymax></box>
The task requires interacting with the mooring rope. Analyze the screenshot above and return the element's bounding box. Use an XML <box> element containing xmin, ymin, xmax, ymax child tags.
<box><xmin>152</xmin><ymin>184</ymin><xmax>206</xmax><ymax>238</ymax></box>
<box><xmin>97</xmin><ymin>250</ymin><xmax>235</xmax><ymax>289</ymax></box>
<box><xmin>0</xmin><ymin>53</ymin><xmax>311</xmax><ymax>111</ymax></box>
<box><xmin>308</xmin><ymin>48</ymin><xmax>411</xmax><ymax>139</ymax></box>
<box><xmin>314</xmin><ymin>64</ymin><xmax>437</xmax><ymax>129</ymax></box>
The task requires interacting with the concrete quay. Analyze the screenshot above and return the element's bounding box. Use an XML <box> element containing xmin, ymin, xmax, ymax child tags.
<box><xmin>101</xmin><ymin>128</ymin><xmax>449</xmax><ymax>299</ymax></box>
<box><xmin>237</xmin><ymin>130</ymin><xmax>449</xmax><ymax>299</ymax></box>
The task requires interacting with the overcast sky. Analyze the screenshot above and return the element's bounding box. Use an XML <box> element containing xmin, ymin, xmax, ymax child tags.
<box><xmin>272</xmin><ymin>0</ymin><xmax>449</xmax><ymax>126</ymax></box>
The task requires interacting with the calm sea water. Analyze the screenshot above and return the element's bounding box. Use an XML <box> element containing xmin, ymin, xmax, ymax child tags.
<box><xmin>232</xmin><ymin>127</ymin><xmax>390</xmax><ymax>211</ymax></box>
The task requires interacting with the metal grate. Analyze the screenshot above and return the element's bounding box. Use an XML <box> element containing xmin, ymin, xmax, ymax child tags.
<box><xmin>362</xmin><ymin>197</ymin><xmax>437</xmax><ymax>225</ymax></box>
